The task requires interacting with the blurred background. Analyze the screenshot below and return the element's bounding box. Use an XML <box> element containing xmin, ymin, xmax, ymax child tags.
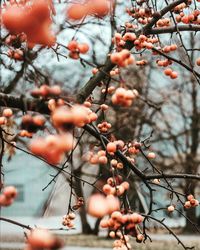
<box><xmin>0</xmin><ymin>0</ymin><xmax>200</xmax><ymax>249</ymax></box>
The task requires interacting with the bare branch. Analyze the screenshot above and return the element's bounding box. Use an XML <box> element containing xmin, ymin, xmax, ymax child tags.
<box><xmin>151</xmin><ymin>24</ymin><xmax>200</xmax><ymax>34</ymax></box>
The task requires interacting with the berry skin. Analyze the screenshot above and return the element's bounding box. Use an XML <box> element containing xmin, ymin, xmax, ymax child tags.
<box><xmin>3</xmin><ymin>186</ymin><xmax>18</xmax><ymax>199</ymax></box>
<box><xmin>164</xmin><ymin>68</ymin><xmax>173</xmax><ymax>76</ymax></box>
<box><xmin>3</xmin><ymin>108</ymin><xmax>13</xmax><ymax>117</ymax></box>
<box><xmin>167</xmin><ymin>205</ymin><xmax>175</xmax><ymax>212</ymax></box>
<box><xmin>147</xmin><ymin>152</ymin><xmax>156</xmax><ymax>159</ymax></box>
<box><xmin>78</xmin><ymin>43</ymin><xmax>89</xmax><ymax>54</ymax></box>
<box><xmin>98</xmin><ymin>156</ymin><xmax>108</xmax><ymax>164</ymax></box>
<box><xmin>87</xmin><ymin>194</ymin><xmax>108</xmax><ymax>218</ymax></box>
<box><xmin>170</xmin><ymin>71</ymin><xmax>178</xmax><ymax>79</ymax></box>
<box><xmin>67</xmin><ymin>4</ymin><xmax>86</xmax><ymax>20</ymax></box>
<box><xmin>106</xmin><ymin>142</ymin><xmax>117</xmax><ymax>154</ymax></box>
<box><xmin>196</xmin><ymin>58</ymin><xmax>200</xmax><ymax>66</ymax></box>
<box><xmin>0</xmin><ymin>117</ymin><xmax>7</xmax><ymax>125</ymax></box>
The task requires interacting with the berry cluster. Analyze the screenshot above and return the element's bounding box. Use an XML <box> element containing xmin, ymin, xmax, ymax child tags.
<box><xmin>110</xmin><ymin>49</ymin><xmax>135</xmax><ymax>67</ymax></box>
<box><xmin>97</xmin><ymin>121</ymin><xmax>112</xmax><ymax>133</ymax></box>
<box><xmin>162</xmin><ymin>44</ymin><xmax>178</xmax><ymax>53</ymax></box>
<box><xmin>31</xmin><ymin>85</ymin><xmax>62</xmax><ymax>98</ymax></box>
<box><xmin>67</xmin><ymin>0</ymin><xmax>111</xmax><ymax>20</ymax></box>
<box><xmin>26</xmin><ymin>229</ymin><xmax>63</xmax><ymax>250</ymax></box>
<box><xmin>62</xmin><ymin>212</ymin><xmax>76</xmax><ymax>228</ymax></box>
<box><xmin>176</xmin><ymin>9</ymin><xmax>200</xmax><ymax>24</ymax></box>
<box><xmin>5</xmin><ymin>33</ymin><xmax>26</xmax><ymax>46</ymax></box>
<box><xmin>19</xmin><ymin>114</ymin><xmax>46</xmax><ymax>138</ymax></box>
<box><xmin>101</xmin><ymin>86</ymin><xmax>115</xmax><ymax>94</ymax></box>
<box><xmin>156</xmin><ymin>59</ymin><xmax>172</xmax><ymax>67</ymax></box>
<box><xmin>110</xmin><ymin>68</ymin><xmax>120</xmax><ymax>77</ymax></box>
<box><xmin>67</xmin><ymin>40</ymin><xmax>89</xmax><ymax>59</ymax></box>
<box><xmin>0</xmin><ymin>108</ymin><xmax>13</xmax><ymax>126</ymax></box>
<box><xmin>84</xmin><ymin>150</ymin><xmax>108</xmax><ymax>165</ymax></box>
<box><xmin>156</xmin><ymin>59</ymin><xmax>178</xmax><ymax>79</ymax></box>
<box><xmin>111</xmin><ymin>87</ymin><xmax>139</xmax><ymax>107</ymax></box>
<box><xmin>184</xmin><ymin>194</ymin><xmax>199</xmax><ymax>209</ymax></box>
<box><xmin>126</xmin><ymin>6</ymin><xmax>153</xmax><ymax>25</ymax></box>
<box><xmin>21</xmin><ymin>114</ymin><xmax>46</xmax><ymax>132</ymax></box>
<box><xmin>111</xmin><ymin>232</ymin><xmax>131</xmax><ymax>250</ymax></box>
<box><xmin>112</xmin><ymin>33</ymin><xmax>134</xmax><ymax>51</ymax></box>
<box><xmin>48</xmin><ymin>98</ymin><xmax>65</xmax><ymax>112</ymax></box>
<box><xmin>156</xmin><ymin>18</ymin><xmax>171</xmax><ymax>27</ymax></box>
<box><xmin>51</xmin><ymin>105</ymin><xmax>97</xmax><ymax>129</ymax></box>
<box><xmin>163</xmin><ymin>68</ymin><xmax>178</xmax><ymax>79</ymax></box>
<box><xmin>7</xmin><ymin>48</ymin><xmax>24</xmax><ymax>61</ymax></box>
<box><xmin>110</xmin><ymin>159</ymin><xmax>124</xmax><ymax>169</ymax></box>
<box><xmin>29</xmin><ymin>133</ymin><xmax>75</xmax><ymax>165</ymax></box>
<box><xmin>87</xmin><ymin>193</ymin><xmax>120</xmax><ymax>218</ymax></box>
<box><xmin>2</xmin><ymin>0</ymin><xmax>56</xmax><ymax>47</ymax></box>
<box><xmin>128</xmin><ymin>143</ymin><xmax>140</xmax><ymax>155</ymax></box>
<box><xmin>100</xmin><ymin>211</ymin><xmax>144</xmax><ymax>245</ymax></box>
<box><xmin>103</xmin><ymin>180</ymin><xmax>130</xmax><ymax>197</ymax></box>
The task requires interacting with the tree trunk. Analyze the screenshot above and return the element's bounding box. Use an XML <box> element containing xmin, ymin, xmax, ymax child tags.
<box><xmin>73</xmin><ymin>170</ymin><xmax>93</xmax><ymax>234</ymax></box>
<box><xmin>79</xmin><ymin>206</ymin><xmax>93</xmax><ymax>234</ymax></box>
<box><xmin>183</xmin><ymin>51</ymin><xmax>200</xmax><ymax>233</ymax></box>
<box><xmin>93</xmin><ymin>218</ymin><xmax>101</xmax><ymax>235</ymax></box>
<box><xmin>184</xmin><ymin>206</ymin><xmax>198</xmax><ymax>233</ymax></box>
<box><xmin>183</xmin><ymin>174</ymin><xmax>198</xmax><ymax>233</ymax></box>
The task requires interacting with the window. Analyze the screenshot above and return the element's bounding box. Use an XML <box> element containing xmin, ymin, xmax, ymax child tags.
<box><xmin>13</xmin><ymin>184</ymin><xmax>24</xmax><ymax>202</ymax></box>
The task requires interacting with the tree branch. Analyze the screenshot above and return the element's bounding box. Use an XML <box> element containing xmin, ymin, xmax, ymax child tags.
<box><xmin>1</xmin><ymin>93</ymin><xmax>200</xmax><ymax>182</ymax></box>
<box><xmin>152</xmin><ymin>47</ymin><xmax>200</xmax><ymax>79</ymax></box>
<box><xmin>76</xmin><ymin>59</ymin><xmax>114</xmax><ymax>103</ymax></box>
<box><xmin>0</xmin><ymin>93</ymin><xmax>50</xmax><ymax>114</ymax></box>
<box><xmin>76</xmin><ymin>0</ymin><xmax>191</xmax><ymax>103</ymax></box>
<box><xmin>146</xmin><ymin>173</ymin><xmax>200</xmax><ymax>180</ymax></box>
<box><xmin>143</xmin><ymin>0</ymin><xmax>188</xmax><ymax>33</ymax></box>
<box><xmin>0</xmin><ymin>217</ymin><xmax>32</xmax><ymax>230</ymax></box>
<box><xmin>151</xmin><ymin>24</ymin><xmax>200</xmax><ymax>34</ymax></box>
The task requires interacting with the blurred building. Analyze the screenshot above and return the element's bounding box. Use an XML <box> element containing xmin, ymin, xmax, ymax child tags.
<box><xmin>1</xmin><ymin>149</ymin><xmax>199</xmax><ymax>230</ymax></box>
<box><xmin>1</xmin><ymin>151</ymin><xmax>55</xmax><ymax>217</ymax></box>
